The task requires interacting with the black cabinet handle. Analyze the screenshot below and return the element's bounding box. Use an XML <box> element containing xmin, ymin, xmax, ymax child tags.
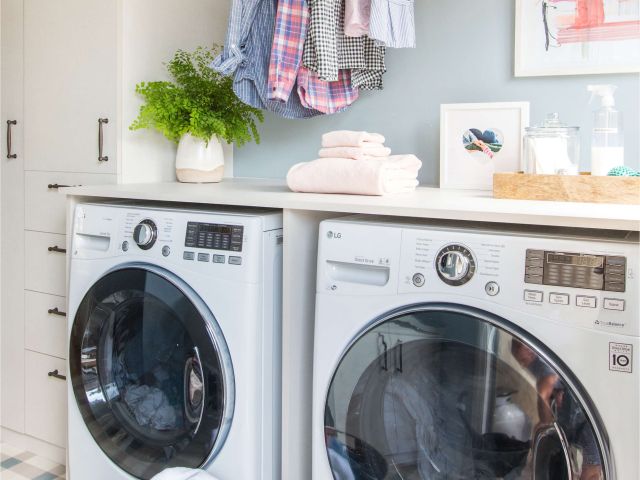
<box><xmin>48</xmin><ymin>307</ymin><xmax>67</xmax><ymax>317</ymax></box>
<box><xmin>98</xmin><ymin>118</ymin><xmax>109</xmax><ymax>162</ymax></box>
<box><xmin>48</xmin><ymin>369</ymin><xmax>66</xmax><ymax>381</ymax></box>
<box><xmin>6</xmin><ymin>120</ymin><xmax>17</xmax><ymax>159</ymax></box>
<box><xmin>48</xmin><ymin>183</ymin><xmax>72</xmax><ymax>189</ymax></box>
<box><xmin>48</xmin><ymin>246</ymin><xmax>66</xmax><ymax>253</ymax></box>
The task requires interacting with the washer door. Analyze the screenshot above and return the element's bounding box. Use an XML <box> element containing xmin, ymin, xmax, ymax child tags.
<box><xmin>70</xmin><ymin>266</ymin><xmax>234</xmax><ymax>479</ymax></box>
<box><xmin>324</xmin><ymin>305</ymin><xmax>610</xmax><ymax>480</ymax></box>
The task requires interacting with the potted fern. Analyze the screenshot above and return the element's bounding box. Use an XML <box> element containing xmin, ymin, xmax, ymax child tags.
<box><xmin>130</xmin><ymin>46</ymin><xmax>263</xmax><ymax>183</ymax></box>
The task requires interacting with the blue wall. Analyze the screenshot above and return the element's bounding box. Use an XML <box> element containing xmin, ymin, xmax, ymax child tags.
<box><xmin>234</xmin><ymin>0</ymin><xmax>640</xmax><ymax>185</ymax></box>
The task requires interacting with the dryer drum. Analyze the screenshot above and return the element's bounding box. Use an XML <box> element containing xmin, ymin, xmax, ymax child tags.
<box><xmin>69</xmin><ymin>266</ymin><xmax>234</xmax><ymax>480</ymax></box>
<box><xmin>323</xmin><ymin>306</ymin><xmax>610</xmax><ymax>480</ymax></box>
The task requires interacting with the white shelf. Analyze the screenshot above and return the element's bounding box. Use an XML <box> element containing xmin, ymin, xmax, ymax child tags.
<box><xmin>63</xmin><ymin>177</ymin><xmax>639</xmax><ymax>231</ymax></box>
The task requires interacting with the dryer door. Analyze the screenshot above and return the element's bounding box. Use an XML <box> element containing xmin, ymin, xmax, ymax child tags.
<box><xmin>323</xmin><ymin>304</ymin><xmax>611</xmax><ymax>480</ymax></box>
<box><xmin>70</xmin><ymin>266</ymin><xmax>234</xmax><ymax>479</ymax></box>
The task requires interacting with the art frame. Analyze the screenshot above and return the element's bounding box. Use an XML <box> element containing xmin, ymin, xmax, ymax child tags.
<box><xmin>440</xmin><ymin>102</ymin><xmax>530</xmax><ymax>191</ymax></box>
<box><xmin>515</xmin><ymin>0</ymin><xmax>640</xmax><ymax>77</ymax></box>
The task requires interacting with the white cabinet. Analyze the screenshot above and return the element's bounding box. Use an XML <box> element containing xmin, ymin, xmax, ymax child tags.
<box><xmin>1</xmin><ymin>0</ymin><xmax>229</xmax><ymax>457</ymax></box>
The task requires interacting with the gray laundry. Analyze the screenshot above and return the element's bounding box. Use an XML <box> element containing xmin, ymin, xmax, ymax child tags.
<box><xmin>124</xmin><ymin>385</ymin><xmax>179</xmax><ymax>431</ymax></box>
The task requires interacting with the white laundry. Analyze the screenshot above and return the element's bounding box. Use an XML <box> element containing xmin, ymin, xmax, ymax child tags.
<box><xmin>151</xmin><ymin>467</ymin><xmax>220</xmax><ymax>480</ymax></box>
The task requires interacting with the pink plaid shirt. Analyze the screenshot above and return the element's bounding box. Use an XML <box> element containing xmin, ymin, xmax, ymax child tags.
<box><xmin>268</xmin><ymin>0</ymin><xmax>358</xmax><ymax>113</ymax></box>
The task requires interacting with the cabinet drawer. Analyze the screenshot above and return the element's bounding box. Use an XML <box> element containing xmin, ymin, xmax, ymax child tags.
<box><xmin>25</xmin><ymin>231</ymin><xmax>66</xmax><ymax>296</ymax></box>
<box><xmin>25</xmin><ymin>350</ymin><xmax>67</xmax><ymax>448</ymax></box>
<box><xmin>25</xmin><ymin>171</ymin><xmax>117</xmax><ymax>234</ymax></box>
<box><xmin>25</xmin><ymin>291</ymin><xmax>67</xmax><ymax>359</ymax></box>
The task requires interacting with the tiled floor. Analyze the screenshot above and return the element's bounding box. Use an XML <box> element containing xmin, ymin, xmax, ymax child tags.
<box><xmin>0</xmin><ymin>443</ymin><xmax>65</xmax><ymax>479</ymax></box>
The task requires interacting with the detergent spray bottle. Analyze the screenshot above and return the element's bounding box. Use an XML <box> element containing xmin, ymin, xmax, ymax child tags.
<box><xmin>587</xmin><ymin>85</ymin><xmax>624</xmax><ymax>176</ymax></box>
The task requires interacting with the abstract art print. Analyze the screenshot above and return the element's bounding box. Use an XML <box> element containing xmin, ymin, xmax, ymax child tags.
<box><xmin>440</xmin><ymin>102</ymin><xmax>530</xmax><ymax>191</ymax></box>
<box><xmin>515</xmin><ymin>0</ymin><xmax>640</xmax><ymax>76</ymax></box>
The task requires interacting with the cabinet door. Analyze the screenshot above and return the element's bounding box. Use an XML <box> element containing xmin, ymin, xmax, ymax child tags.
<box><xmin>23</xmin><ymin>0</ymin><xmax>117</xmax><ymax>174</ymax></box>
<box><xmin>1</xmin><ymin>0</ymin><xmax>26</xmax><ymax>433</ymax></box>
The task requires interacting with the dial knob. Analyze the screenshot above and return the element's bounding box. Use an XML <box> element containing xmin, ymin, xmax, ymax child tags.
<box><xmin>133</xmin><ymin>219</ymin><xmax>157</xmax><ymax>250</ymax></box>
<box><xmin>436</xmin><ymin>245</ymin><xmax>476</xmax><ymax>286</ymax></box>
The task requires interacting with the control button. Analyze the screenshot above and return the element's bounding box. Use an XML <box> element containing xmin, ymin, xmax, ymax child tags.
<box><xmin>524</xmin><ymin>274</ymin><xmax>543</xmax><ymax>285</ymax></box>
<box><xmin>485</xmin><ymin>282</ymin><xmax>500</xmax><ymax>296</ymax></box>
<box><xmin>525</xmin><ymin>266</ymin><xmax>544</xmax><ymax>276</ymax></box>
<box><xmin>549</xmin><ymin>293</ymin><xmax>570</xmax><ymax>305</ymax></box>
<box><xmin>162</xmin><ymin>246</ymin><xmax>171</xmax><ymax>257</ymax></box>
<box><xmin>133</xmin><ymin>219</ymin><xmax>158</xmax><ymax>250</ymax></box>
<box><xmin>197</xmin><ymin>253</ymin><xmax>210</xmax><ymax>262</ymax></box>
<box><xmin>183</xmin><ymin>251</ymin><xmax>195</xmax><ymax>261</ymax></box>
<box><xmin>212</xmin><ymin>254</ymin><xmax>226</xmax><ymax>264</ymax></box>
<box><xmin>604</xmin><ymin>282</ymin><xmax>625</xmax><ymax>293</ymax></box>
<box><xmin>228</xmin><ymin>256</ymin><xmax>242</xmax><ymax>265</ymax></box>
<box><xmin>524</xmin><ymin>290</ymin><xmax>543</xmax><ymax>303</ymax></box>
<box><xmin>412</xmin><ymin>273</ymin><xmax>425</xmax><ymax>287</ymax></box>
<box><xmin>603</xmin><ymin>298</ymin><xmax>625</xmax><ymax>311</ymax></box>
<box><xmin>122</xmin><ymin>241</ymin><xmax>129</xmax><ymax>252</ymax></box>
<box><xmin>606</xmin><ymin>256</ymin><xmax>626</xmax><ymax>266</ymax></box>
<box><xmin>576</xmin><ymin>295</ymin><xmax>597</xmax><ymax>308</ymax></box>
<box><xmin>436</xmin><ymin>244</ymin><xmax>476</xmax><ymax>286</ymax></box>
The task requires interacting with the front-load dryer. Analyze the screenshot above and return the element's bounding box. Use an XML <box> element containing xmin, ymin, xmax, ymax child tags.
<box><xmin>67</xmin><ymin>203</ymin><xmax>283</xmax><ymax>480</ymax></box>
<box><xmin>313</xmin><ymin>216</ymin><xmax>638</xmax><ymax>479</ymax></box>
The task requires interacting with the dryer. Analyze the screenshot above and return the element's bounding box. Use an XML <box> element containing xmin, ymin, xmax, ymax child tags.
<box><xmin>313</xmin><ymin>216</ymin><xmax>638</xmax><ymax>479</ymax></box>
<box><xmin>67</xmin><ymin>203</ymin><xmax>283</xmax><ymax>479</ymax></box>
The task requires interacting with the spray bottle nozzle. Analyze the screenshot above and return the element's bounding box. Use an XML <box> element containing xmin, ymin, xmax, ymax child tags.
<box><xmin>588</xmin><ymin>84</ymin><xmax>617</xmax><ymax>107</ymax></box>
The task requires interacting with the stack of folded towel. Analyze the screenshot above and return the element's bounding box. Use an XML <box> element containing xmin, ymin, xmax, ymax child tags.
<box><xmin>286</xmin><ymin>131</ymin><xmax>422</xmax><ymax>196</ymax></box>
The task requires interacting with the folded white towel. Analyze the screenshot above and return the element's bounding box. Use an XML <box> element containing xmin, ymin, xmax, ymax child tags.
<box><xmin>286</xmin><ymin>155</ymin><xmax>422</xmax><ymax>196</ymax></box>
<box><xmin>318</xmin><ymin>145</ymin><xmax>392</xmax><ymax>160</ymax></box>
<box><xmin>321</xmin><ymin>130</ymin><xmax>386</xmax><ymax>148</ymax></box>
<box><xmin>152</xmin><ymin>468</ymin><xmax>220</xmax><ymax>480</ymax></box>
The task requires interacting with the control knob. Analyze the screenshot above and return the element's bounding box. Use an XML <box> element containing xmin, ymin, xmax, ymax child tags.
<box><xmin>133</xmin><ymin>219</ymin><xmax>157</xmax><ymax>250</ymax></box>
<box><xmin>436</xmin><ymin>244</ymin><xmax>476</xmax><ymax>286</ymax></box>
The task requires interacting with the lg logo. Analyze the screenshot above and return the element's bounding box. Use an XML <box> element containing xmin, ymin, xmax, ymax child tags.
<box><xmin>327</xmin><ymin>231</ymin><xmax>342</xmax><ymax>239</ymax></box>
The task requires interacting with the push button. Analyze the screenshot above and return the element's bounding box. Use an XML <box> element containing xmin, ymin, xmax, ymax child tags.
<box><xmin>412</xmin><ymin>273</ymin><xmax>425</xmax><ymax>287</ymax></box>
<box><xmin>197</xmin><ymin>253</ymin><xmax>210</xmax><ymax>262</ymax></box>
<box><xmin>576</xmin><ymin>295</ymin><xmax>597</xmax><ymax>308</ymax></box>
<box><xmin>183</xmin><ymin>251</ymin><xmax>195</xmax><ymax>261</ymax></box>
<box><xmin>162</xmin><ymin>246</ymin><xmax>171</xmax><ymax>257</ymax></box>
<box><xmin>549</xmin><ymin>293</ymin><xmax>570</xmax><ymax>305</ymax></box>
<box><xmin>603</xmin><ymin>298</ymin><xmax>625</xmax><ymax>311</ymax></box>
<box><xmin>212</xmin><ymin>254</ymin><xmax>226</xmax><ymax>264</ymax></box>
<box><xmin>228</xmin><ymin>256</ymin><xmax>242</xmax><ymax>265</ymax></box>
<box><xmin>485</xmin><ymin>282</ymin><xmax>500</xmax><ymax>296</ymax></box>
<box><xmin>524</xmin><ymin>290</ymin><xmax>543</xmax><ymax>303</ymax></box>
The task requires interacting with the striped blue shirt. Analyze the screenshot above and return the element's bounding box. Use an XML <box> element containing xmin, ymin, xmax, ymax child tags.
<box><xmin>212</xmin><ymin>0</ymin><xmax>322</xmax><ymax>119</ymax></box>
<box><xmin>369</xmin><ymin>0</ymin><xmax>416</xmax><ymax>49</ymax></box>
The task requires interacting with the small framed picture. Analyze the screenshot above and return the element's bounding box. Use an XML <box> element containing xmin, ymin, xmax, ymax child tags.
<box><xmin>440</xmin><ymin>102</ymin><xmax>530</xmax><ymax>191</ymax></box>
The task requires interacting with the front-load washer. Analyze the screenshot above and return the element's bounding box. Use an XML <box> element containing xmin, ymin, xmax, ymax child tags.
<box><xmin>313</xmin><ymin>216</ymin><xmax>638</xmax><ymax>479</ymax></box>
<box><xmin>67</xmin><ymin>203</ymin><xmax>283</xmax><ymax>480</ymax></box>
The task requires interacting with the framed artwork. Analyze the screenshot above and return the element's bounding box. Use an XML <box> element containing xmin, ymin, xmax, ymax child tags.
<box><xmin>440</xmin><ymin>102</ymin><xmax>530</xmax><ymax>191</ymax></box>
<box><xmin>515</xmin><ymin>0</ymin><xmax>640</xmax><ymax>76</ymax></box>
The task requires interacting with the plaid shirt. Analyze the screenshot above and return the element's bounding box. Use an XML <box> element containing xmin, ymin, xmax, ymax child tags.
<box><xmin>268</xmin><ymin>0</ymin><xmax>358</xmax><ymax>113</ymax></box>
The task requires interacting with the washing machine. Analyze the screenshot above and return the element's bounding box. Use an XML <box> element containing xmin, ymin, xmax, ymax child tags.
<box><xmin>67</xmin><ymin>203</ymin><xmax>283</xmax><ymax>480</ymax></box>
<box><xmin>312</xmin><ymin>216</ymin><xmax>638</xmax><ymax>479</ymax></box>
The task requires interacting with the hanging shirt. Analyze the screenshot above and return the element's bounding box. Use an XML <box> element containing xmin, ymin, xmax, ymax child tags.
<box><xmin>303</xmin><ymin>0</ymin><xmax>386</xmax><ymax>90</ymax></box>
<box><xmin>369</xmin><ymin>0</ymin><xmax>416</xmax><ymax>49</ymax></box>
<box><xmin>344</xmin><ymin>0</ymin><xmax>371</xmax><ymax>37</ymax></box>
<box><xmin>213</xmin><ymin>0</ymin><xmax>322</xmax><ymax>119</ymax></box>
<box><xmin>268</xmin><ymin>0</ymin><xmax>358</xmax><ymax>114</ymax></box>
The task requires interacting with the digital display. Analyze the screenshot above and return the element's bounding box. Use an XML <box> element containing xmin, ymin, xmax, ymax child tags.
<box><xmin>546</xmin><ymin>253</ymin><xmax>604</xmax><ymax>268</ymax></box>
<box><xmin>185</xmin><ymin>222</ymin><xmax>243</xmax><ymax>252</ymax></box>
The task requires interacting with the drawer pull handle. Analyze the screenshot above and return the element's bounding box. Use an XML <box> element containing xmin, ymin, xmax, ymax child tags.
<box><xmin>47</xmin><ymin>369</ymin><xmax>66</xmax><ymax>381</ymax></box>
<box><xmin>47</xmin><ymin>183</ymin><xmax>72</xmax><ymax>189</ymax></box>
<box><xmin>48</xmin><ymin>246</ymin><xmax>66</xmax><ymax>254</ymax></box>
<box><xmin>6</xmin><ymin>120</ymin><xmax>17</xmax><ymax>159</ymax></box>
<box><xmin>48</xmin><ymin>307</ymin><xmax>67</xmax><ymax>317</ymax></box>
<box><xmin>98</xmin><ymin>118</ymin><xmax>109</xmax><ymax>162</ymax></box>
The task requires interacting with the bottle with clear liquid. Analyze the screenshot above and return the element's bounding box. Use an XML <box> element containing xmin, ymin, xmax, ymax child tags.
<box><xmin>588</xmin><ymin>85</ymin><xmax>624</xmax><ymax>176</ymax></box>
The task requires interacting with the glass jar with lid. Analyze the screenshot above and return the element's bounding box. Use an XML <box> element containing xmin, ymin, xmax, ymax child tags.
<box><xmin>524</xmin><ymin>113</ymin><xmax>580</xmax><ymax>175</ymax></box>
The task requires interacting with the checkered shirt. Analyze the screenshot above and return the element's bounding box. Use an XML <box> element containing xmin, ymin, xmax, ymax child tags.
<box><xmin>302</xmin><ymin>0</ymin><xmax>385</xmax><ymax>89</ymax></box>
<box><xmin>297</xmin><ymin>66</ymin><xmax>359</xmax><ymax>114</ymax></box>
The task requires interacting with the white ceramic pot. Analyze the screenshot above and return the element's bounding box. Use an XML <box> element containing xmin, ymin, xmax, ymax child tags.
<box><xmin>175</xmin><ymin>133</ymin><xmax>225</xmax><ymax>183</ymax></box>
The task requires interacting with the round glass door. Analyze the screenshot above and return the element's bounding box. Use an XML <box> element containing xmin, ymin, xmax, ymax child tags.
<box><xmin>324</xmin><ymin>305</ymin><xmax>610</xmax><ymax>480</ymax></box>
<box><xmin>70</xmin><ymin>266</ymin><xmax>234</xmax><ymax>479</ymax></box>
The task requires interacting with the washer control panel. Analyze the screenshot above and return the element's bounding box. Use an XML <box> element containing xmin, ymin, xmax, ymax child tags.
<box><xmin>525</xmin><ymin>249</ymin><xmax>626</xmax><ymax>293</ymax></box>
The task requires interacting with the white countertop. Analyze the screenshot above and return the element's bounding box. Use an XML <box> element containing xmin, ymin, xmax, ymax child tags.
<box><xmin>63</xmin><ymin>178</ymin><xmax>640</xmax><ymax>231</ymax></box>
